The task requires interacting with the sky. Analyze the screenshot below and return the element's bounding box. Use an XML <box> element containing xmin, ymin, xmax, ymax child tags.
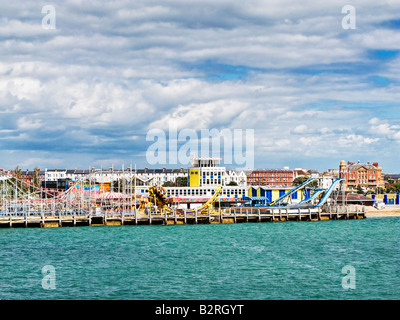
<box><xmin>0</xmin><ymin>0</ymin><xmax>399</xmax><ymax>173</ymax></box>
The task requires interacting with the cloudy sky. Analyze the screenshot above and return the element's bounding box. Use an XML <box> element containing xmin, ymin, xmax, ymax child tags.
<box><xmin>0</xmin><ymin>0</ymin><xmax>399</xmax><ymax>173</ymax></box>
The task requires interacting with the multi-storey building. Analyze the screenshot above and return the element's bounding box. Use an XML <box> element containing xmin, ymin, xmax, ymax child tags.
<box><xmin>188</xmin><ymin>157</ymin><xmax>226</xmax><ymax>187</ymax></box>
<box><xmin>246</xmin><ymin>168</ymin><xmax>294</xmax><ymax>187</ymax></box>
<box><xmin>339</xmin><ymin>160</ymin><xmax>384</xmax><ymax>192</ymax></box>
<box><xmin>45</xmin><ymin>169</ymin><xmax>67</xmax><ymax>182</ymax></box>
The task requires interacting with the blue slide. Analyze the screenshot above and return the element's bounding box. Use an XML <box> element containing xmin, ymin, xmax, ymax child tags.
<box><xmin>269</xmin><ymin>177</ymin><xmax>317</xmax><ymax>206</ymax></box>
<box><xmin>313</xmin><ymin>178</ymin><xmax>344</xmax><ymax>207</ymax></box>
<box><xmin>299</xmin><ymin>189</ymin><xmax>325</xmax><ymax>204</ymax></box>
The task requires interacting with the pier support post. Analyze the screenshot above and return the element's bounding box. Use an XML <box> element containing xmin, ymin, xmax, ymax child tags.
<box><xmin>279</xmin><ymin>209</ymin><xmax>281</xmax><ymax>221</ymax></box>
<box><xmin>174</xmin><ymin>209</ymin><xmax>177</xmax><ymax>224</ymax></box>
<box><xmin>258</xmin><ymin>208</ymin><xmax>261</xmax><ymax>222</ymax></box>
<box><xmin>184</xmin><ymin>209</ymin><xmax>187</xmax><ymax>224</ymax></box>
<box><xmin>318</xmin><ymin>206</ymin><xmax>321</xmax><ymax>221</ymax></box>
<box><xmin>195</xmin><ymin>209</ymin><xmax>198</xmax><ymax>224</ymax></box>
<box><xmin>149</xmin><ymin>209</ymin><xmax>152</xmax><ymax>225</ymax></box>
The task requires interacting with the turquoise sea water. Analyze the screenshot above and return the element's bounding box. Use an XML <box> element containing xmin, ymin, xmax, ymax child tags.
<box><xmin>0</xmin><ymin>217</ymin><xmax>399</xmax><ymax>300</ymax></box>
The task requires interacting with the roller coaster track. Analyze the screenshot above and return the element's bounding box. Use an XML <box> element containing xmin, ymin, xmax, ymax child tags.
<box><xmin>147</xmin><ymin>186</ymin><xmax>222</xmax><ymax>214</ymax></box>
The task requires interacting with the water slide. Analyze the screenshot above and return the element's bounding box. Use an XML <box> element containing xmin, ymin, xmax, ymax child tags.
<box><xmin>313</xmin><ymin>178</ymin><xmax>343</xmax><ymax>207</ymax></box>
<box><xmin>298</xmin><ymin>189</ymin><xmax>325</xmax><ymax>205</ymax></box>
<box><xmin>268</xmin><ymin>177</ymin><xmax>317</xmax><ymax>206</ymax></box>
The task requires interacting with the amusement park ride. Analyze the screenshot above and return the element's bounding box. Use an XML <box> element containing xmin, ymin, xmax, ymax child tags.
<box><xmin>0</xmin><ymin>169</ymin><xmax>344</xmax><ymax>218</ymax></box>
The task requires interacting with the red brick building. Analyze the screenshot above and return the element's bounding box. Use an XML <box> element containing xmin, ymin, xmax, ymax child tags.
<box><xmin>339</xmin><ymin>160</ymin><xmax>384</xmax><ymax>192</ymax></box>
<box><xmin>247</xmin><ymin>169</ymin><xmax>294</xmax><ymax>187</ymax></box>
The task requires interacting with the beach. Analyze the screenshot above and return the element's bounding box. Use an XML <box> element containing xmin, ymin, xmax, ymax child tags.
<box><xmin>364</xmin><ymin>205</ymin><xmax>400</xmax><ymax>218</ymax></box>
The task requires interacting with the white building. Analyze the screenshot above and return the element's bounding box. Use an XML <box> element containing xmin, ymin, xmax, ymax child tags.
<box><xmin>225</xmin><ymin>170</ymin><xmax>247</xmax><ymax>186</ymax></box>
<box><xmin>45</xmin><ymin>169</ymin><xmax>67</xmax><ymax>182</ymax></box>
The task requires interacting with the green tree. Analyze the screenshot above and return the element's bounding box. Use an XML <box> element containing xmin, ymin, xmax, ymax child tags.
<box><xmin>162</xmin><ymin>181</ymin><xmax>175</xmax><ymax>187</ymax></box>
<box><xmin>375</xmin><ymin>187</ymin><xmax>385</xmax><ymax>194</ymax></box>
<box><xmin>393</xmin><ymin>182</ymin><xmax>400</xmax><ymax>193</ymax></box>
<box><xmin>227</xmin><ymin>181</ymin><xmax>238</xmax><ymax>186</ymax></box>
<box><xmin>356</xmin><ymin>184</ymin><xmax>364</xmax><ymax>194</ymax></box>
<box><xmin>13</xmin><ymin>165</ymin><xmax>22</xmax><ymax>179</ymax></box>
<box><xmin>293</xmin><ymin>176</ymin><xmax>318</xmax><ymax>187</ymax></box>
<box><xmin>175</xmin><ymin>177</ymin><xmax>188</xmax><ymax>187</ymax></box>
<box><xmin>33</xmin><ymin>166</ymin><xmax>41</xmax><ymax>188</ymax></box>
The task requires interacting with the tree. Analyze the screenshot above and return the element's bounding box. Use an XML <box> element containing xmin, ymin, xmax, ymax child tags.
<box><xmin>33</xmin><ymin>166</ymin><xmax>41</xmax><ymax>188</ymax></box>
<box><xmin>375</xmin><ymin>187</ymin><xmax>385</xmax><ymax>194</ymax></box>
<box><xmin>227</xmin><ymin>181</ymin><xmax>238</xmax><ymax>186</ymax></box>
<box><xmin>175</xmin><ymin>177</ymin><xmax>188</xmax><ymax>187</ymax></box>
<box><xmin>162</xmin><ymin>181</ymin><xmax>175</xmax><ymax>187</ymax></box>
<box><xmin>293</xmin><ymin>176</ymin><xmax>318</xmax><ymax>187</ymax></box>
<box><xmin>356</xmin><ymin>184</ymin><xmax>364</xmax><ymax>194</ymax></box>
<box><xmin>13</xmin><ymin>165</ymin><xmax>22</xmax><ymax>179</ymax></box>
<box><xmin>393</xmin><ymin>182</ymin><xmax>400</xmax><ymax>193</ymax></box>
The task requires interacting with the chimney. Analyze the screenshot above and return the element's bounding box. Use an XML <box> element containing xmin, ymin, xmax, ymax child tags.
<box><xmin>373</xmin><ymin>162</ymin><xmax>378</xmax><ymax>168</ymax></box>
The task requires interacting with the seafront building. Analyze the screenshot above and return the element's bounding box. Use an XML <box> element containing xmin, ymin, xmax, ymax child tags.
<box><xmin>247</xmin><ymin>168</ymin><xmax>294</xmax><ymax>187</ymax></box>
<box><xmin>1</xmin><ymin>157</ymin><xmax>398</xmax><ymax>209</ymax></box>
<box><xmin>339</xmin><ymin>160</ymin><xmax>384</xmax><ymax>192</ymax></box>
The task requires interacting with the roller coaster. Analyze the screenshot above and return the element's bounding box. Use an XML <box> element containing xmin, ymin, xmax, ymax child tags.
<box><xmin>147</xmin><ymin>185</ymin><xmax>222</xmax><ymax>214</ymax></box>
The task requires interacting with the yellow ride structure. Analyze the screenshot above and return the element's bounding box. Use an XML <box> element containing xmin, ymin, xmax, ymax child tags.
<box><xmin>147</xmin><ymin>185</ymin><xmax>222</xmax><ymax>215</ymax></box>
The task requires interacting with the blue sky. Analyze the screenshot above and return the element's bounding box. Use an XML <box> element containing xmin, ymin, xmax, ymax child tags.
<box><xmin>0</xmin><ymin>0</ymin><xmax>399</xmax><ymax>173</ymax></box>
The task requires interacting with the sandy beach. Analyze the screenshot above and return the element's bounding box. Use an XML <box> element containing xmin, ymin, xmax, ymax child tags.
<box><xmin>364</xmin><ymin>205</ymin><xmax>400</xmax><ymax>218</ymax></box>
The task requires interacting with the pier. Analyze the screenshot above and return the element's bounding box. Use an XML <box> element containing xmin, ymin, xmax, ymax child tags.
<box><xmin>0</xmin><ymin>205</ymin><xmax>366</xmax><ymax>228</ymax></box>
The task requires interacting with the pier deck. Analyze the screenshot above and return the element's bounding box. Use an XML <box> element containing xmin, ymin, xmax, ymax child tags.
<box><xmin>0</xmin><ymin>206</ymin><xmax>366</xmax><ymax>228</ymax></box>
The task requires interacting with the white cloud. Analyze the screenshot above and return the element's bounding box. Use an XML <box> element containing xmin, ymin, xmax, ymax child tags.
<box><xmin>0</xmin><ymin>0</ymin><xmax>399</xmax><ymax>171</ymax></box>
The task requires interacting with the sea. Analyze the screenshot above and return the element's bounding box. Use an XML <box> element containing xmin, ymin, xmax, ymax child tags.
<box><xmin>0</xmin><ymin>217</ymin><xmax>399</xmax><ymax>300</ymax></box>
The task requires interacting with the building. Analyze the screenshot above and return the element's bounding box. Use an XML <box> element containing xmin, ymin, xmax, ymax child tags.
<box><xmin>246</xmin><ymin>168</ymin><xmax>294</xmax><ymax>187</ymax></box>
<box><xmin>225</xmin><ymin>170</ymin><xmax>247</xmax><ymax>186</ymax></box>
<box><xmin>339</xmin><ymin>160</ymin><xmax>384</xmax><ymax>192</ymax></box>
<box><xmin>45</xmin><ymin>169</ymin><xmax>67</xmax><ymax>182</ymax></box>
<box><xmin>189</xmin><ymin>157</ymin><xmax>226</xmax><ymax>187</ymax></box>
